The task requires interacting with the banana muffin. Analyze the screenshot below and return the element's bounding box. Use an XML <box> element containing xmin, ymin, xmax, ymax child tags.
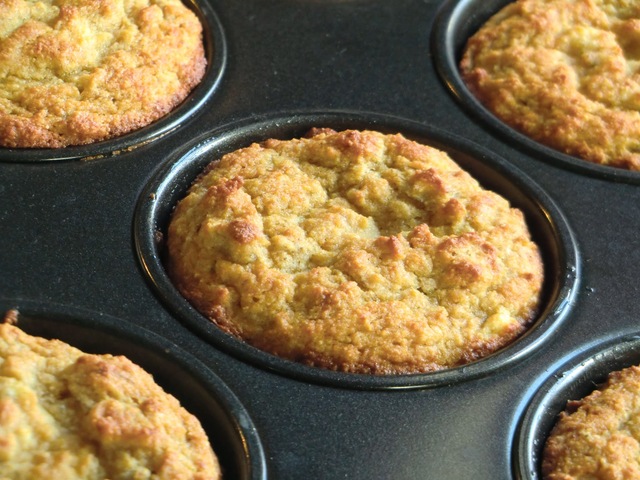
<box><xmin>542</xmin><ymin>364</ymin><xmax>640</xmax><ymax>479</ymax></box>
<box><xmin>0</xmin><ymin>0</ymin><xmax>206</xmax><ymax>148</ymax></box>
<box><xmin>0</xmin><ymin>316</ymin><xmax>221</xmax><ymax>479</ymax></box>
<box><xmin>166</xmin><ymin>128</ymin><xmax>544</xmax><ymax>374</ymax></box>
<box><xmin>460</xmin><ymin>0</ymin><xmax>640</xmax><ymax>171</ymax></box>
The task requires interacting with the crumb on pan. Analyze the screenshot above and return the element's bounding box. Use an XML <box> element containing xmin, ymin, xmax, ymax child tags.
<box><xmin>460</xmin><ymin>0</ymin><xmax>640</xmax><ymax>170</ymax></box>
<box><xmin>166</xmin><ymin>128</ymin><xmax>544</xmax><ymax>374</ymax></box>
<box><xmin>2</xmin><ymin>308</ymin><xmax>18</xmax><ymax>325</ymax></box>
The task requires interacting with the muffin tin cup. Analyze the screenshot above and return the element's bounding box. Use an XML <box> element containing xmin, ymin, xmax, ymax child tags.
<box><xmin>0</xmin><ymin>0</ymin><xmax>226</xmax><ymax>163</ymax></box>
<box><xmin>134</xmin><ymin>110</ymin><xmax>581</xmax><ymax>390</ymax></box>
<box><xmin>0</xmin><ymin>299</ymin><xmax>267</xmax><ymax>480</ymax></box>
<box><xmin>513</xmin><ymin>330</ymin><xmax>640</xmax><ymax>479</ymax></box>
<box><xmin>431</xmin><ymin>0</ymin><xmax>640</xmax><ymax>185</ymax></box>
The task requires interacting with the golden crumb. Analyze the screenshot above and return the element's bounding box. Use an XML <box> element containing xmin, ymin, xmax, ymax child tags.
<box><xmin>460</xmin><ymin>0</ymin><xmax>640</xmax><ymax>170</ymax></box>
<box><xmin>543</xmin><ymin>365</ymin><xmax>640</xmax><ymax>479</ymax></box>
<box><xmin>0</xmin><ymin>322</ymin><xmax>221</xmax><ymax>479</ymax></box>
<box><xmin>167</xmin><ymin>129</ymin><xmax>544</xmax><ymax>374</ymax></box>
<box><xmin>0</xmin><ymin>0</ymin><xmax>206</xmax><ymax>148</ymax></box>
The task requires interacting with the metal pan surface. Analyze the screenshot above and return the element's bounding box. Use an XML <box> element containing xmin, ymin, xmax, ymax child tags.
<box><xmin>0</xmin><ymin>0</ymin><xmax>639</xmax><ymax>478</ymax></box>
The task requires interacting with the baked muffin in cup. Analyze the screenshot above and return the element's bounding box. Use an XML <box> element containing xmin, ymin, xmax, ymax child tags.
<box><xmin>460</xmin><ymin>0</ymin><xmax>640</xmax><ymax>171</ymax></box>
<box><xmin>0</xmin><ymin>0</ymin><xmax>206</xmax><ymax>148</ymax></box>
<box><xmin>543</xmin><ymin>364</ymin><xmax>640</xmax><ymax>479</ymax></box>
<box><xmin>0</xmin><ymin>314</ymin><xmax>222</xmax><ymax>479</ymax></box>
<box><xmin>166</xmin><ymin>128</ymin><xmax>544</xmax><ymax>375</ymax></box>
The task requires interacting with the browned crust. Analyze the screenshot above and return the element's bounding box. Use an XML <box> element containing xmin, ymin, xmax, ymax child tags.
<box><xmin>167</xmin><ymin>128</ymin><xmax>544</xmax><ymax>374</ymax></box>
<box><xmin>460</xmin><ymin>0</ymin><xmax>640</xmax><ymax>170</ymax></box>
<box><xmin>0</xmin><ymin>320</ymin><xmax>221</xmax><ymax>479</ymax></box>
<box><xmin>0</xmin><ymin>0</ymin><xmax>207</xmax><ymax>148</ymax></box>
<box><xmin>542</xmin><ymin>365</ymin><xmax>640</xmax><ymax>479</ymax></box>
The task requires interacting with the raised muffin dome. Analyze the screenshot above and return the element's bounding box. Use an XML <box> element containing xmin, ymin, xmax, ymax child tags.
<box><xmin>0</xmin><ymin>0</ymin><xmax>206</xmax><ymax>148</ymax></box>
<box><xmin>0</xmin><ymin>320</ymin><xmax>221</xmax><ymax>479</ymax></box>
<box><xmin>167</xmin><ymin>128</ymin><xmax>544</xmax><ymax>374</ymax></box>
<box><xmin>461</xmin><ymin>0</ymin><xmax>640</xmax><ymax>170</ymax></box>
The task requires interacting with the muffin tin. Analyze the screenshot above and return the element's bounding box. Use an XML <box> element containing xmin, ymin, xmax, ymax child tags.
<box><xmin>2</xmin><ymin>0</ymin><xmax>640</xmax><ymax>478</ymax></box>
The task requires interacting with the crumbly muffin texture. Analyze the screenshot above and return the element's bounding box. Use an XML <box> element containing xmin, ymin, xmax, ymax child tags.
<box><xmin>0</xmin><ymin>0</ymin><xmax>206</xmax><ymax>148</ymax></box>
<box><xmin>167</xmin><ymin>128</ymin><xmax>544</xmax><ymax>374</ymax></box>
<box><xmin>543</xmin><ymin>365</ymin><xmax>640</xmax><ymax>479</ymax></box>
<box><xmin>0</xmin><ymin>320</ymin><xmax>221</xmax><ymax>480</ymax></box>
<box><xmin>461</xmin><ymin>0</ymin><xmax>640</xmax><ymax>170</ymax></box>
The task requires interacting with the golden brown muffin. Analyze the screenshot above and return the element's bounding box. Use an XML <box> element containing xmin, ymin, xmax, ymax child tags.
<box><xmin>542</xmin><ymin>365</ymin><xmax>640</xmax><ymax>479</ymax></box>
<box><xmin>166</xmin><ymin>128</ymin><xmax>544</xmax><ymax>374</ymax></box>
<box><xmin>0</xmin><ymin>318</ymin><xmax>221</xmax><ymax>480</ymax></box>
<box><xmin>0</xmin><ymin>0</ymin><xmax>206</xmax><ymax>148</ymax></box>
<box><xmin>460</xmin><ymin>0</ymin><xmax>640</xmax><ymax>171</ymax></box>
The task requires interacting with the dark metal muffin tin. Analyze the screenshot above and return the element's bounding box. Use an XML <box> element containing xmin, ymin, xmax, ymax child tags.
<box><xmin>1</xmin><ymin>0</ymin><xmax>640</xmax><ymax>478</ymax></box>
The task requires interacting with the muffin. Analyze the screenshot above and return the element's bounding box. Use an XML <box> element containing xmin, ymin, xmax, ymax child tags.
<box><xmin>0</xmin><ymin>0</ymin><xmax>206</xmax><ymax>148</ymax></box>
<box><xmin>0</xmin><ymin>314</ymin><xmax>221</xmax><ymax>480</ymax></box>
<box><xmin>460</xmin><ymin>0</ymin><xmax>640</xmax><ymax>171</ymax></box>
<box><xmin>542</xmin><ymin>364</ymin><xmax>640</xmax><ymax>479</ymax></box>
<box><xmin>166</xmin><ymin>128</ymin><xmax>544</xmax><ymax>374</ymax></box>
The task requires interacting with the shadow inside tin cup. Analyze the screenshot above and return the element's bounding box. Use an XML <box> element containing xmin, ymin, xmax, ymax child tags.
<box><xmin>431</xmin><ymin>0</ymin><xmax>640</xmax><ymax>185</ymax></box>
<box><xmin>0</xmin><ymin>300</ymin><xmax>267</xmax><ymax>480</ymax></box>
<box><xmin>513</xmin><ymin>331</ymin><xmax>640</xmax><ymax>479</ymax></box>
<box><xmin>134</xmin><ymin>110</ymin><xmax>581</xmax><ymax>390</ymax></box>
<box><xmin>0</xmin><ymin>0</ymin><xmax>226</xmax><ymax>163</ymax></box>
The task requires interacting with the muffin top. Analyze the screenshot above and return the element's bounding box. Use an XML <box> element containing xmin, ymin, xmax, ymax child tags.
<box><xmin>167</xmin><ymin>128</ymin><xmax>544</xmax><ymax>374</ymax></box>
<box><xmin>0</xmin><ymin>318</ymin><xmax>221</xmax><ymax>480</ymax></box>
<box><xmin>0</xmin><ymin>0</ymin><xmax>206</xmax><ymax>148</ymax></box>
<box><xmin>543</xmin><ymin>364</ymin><xmax>640</xmax><ymax>479</ymax></box>
<box><xmin>460</xmin><ymin>0</ymin><xmax>640</xmax><ymax>170</ymax></box>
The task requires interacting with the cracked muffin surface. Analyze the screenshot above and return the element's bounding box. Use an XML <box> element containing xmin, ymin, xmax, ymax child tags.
<box><xmin>0</xmin><ymin>319</ymin><xmax>221</xmax><ymax>479</ymax></box>
<box><xmin>543</xmin><ymin>365</ymin><xmax>640</xmax><ymax>479</ymax></box>
<box><xmin>0</xmin><ymin>0</ymin><xmax>206</xmax><ymax>148</ymax></box>
<box><xmin>460</xmin><ymin>0</ymin><xmax>640</xmax><ymax>170</ymax></box>
<box><xmin>167</xmin><ymin>128</ymin><xmax>544</xmax><ymax>374</ymax></box>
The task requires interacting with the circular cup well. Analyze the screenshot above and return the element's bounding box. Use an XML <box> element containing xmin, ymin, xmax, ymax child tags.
<box><xmin>134</xmin><ymin>110</ymin><xmax>581</xmax><ymax>390</ymax></box>
<box><xmin>513</xmin><ymin>331</ymin><xmax>640</xmax><ymax>479</ymax></box>
<box><xmin>0</xmin><ymin>300</ymin><xmax>267</xmax><ymax>480</ymax></box>
<box><xmin>432</xmin><ymin>0</ymin><xmax>640</xmax><ymax>184</ymax></box>
<box><xmin>0</xmin><ymin>0</ymin><xmax>226</xmax><ymax>163</ymax></box>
